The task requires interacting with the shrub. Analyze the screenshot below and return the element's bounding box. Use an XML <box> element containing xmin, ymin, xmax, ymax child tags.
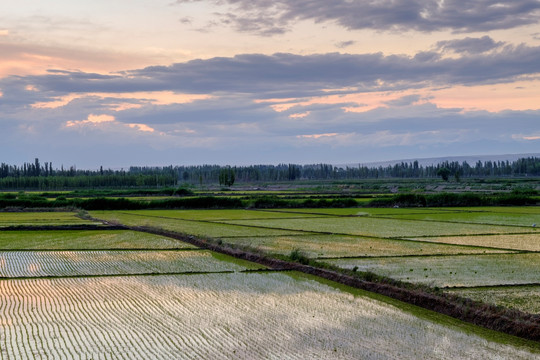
<box><xmin>289</xmin><ymin>248</ymin><xmax>310</xmax><ymax>265</ymax></box>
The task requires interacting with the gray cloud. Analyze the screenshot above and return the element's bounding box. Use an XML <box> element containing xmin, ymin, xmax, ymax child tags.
<box><xmin>437</xmin><ymin>36</ymin><xmax>505</xmax><ymax>54</ymax></box>
<box><xmin>175</xmin><ymin>0</ymin><xmax>540</xmax><ymax>35</ymax></box>
<box><xmin>179</xmin><ymin>17</ymin><xmax>194</xmax><ymax>25</ymax></box>
<box><xmin>4</xmin><ymin>44</ymin><xmax>539</xmax><ymax>99</ymax></box>
<box><xmin>384</xmin><ymin>94</ymin><xmax>422</xmax><ymax>107</ymax></box>
<box><xmin>336</xmin><ymin>41</ymin><xmax>356</xmax><ymax>49</ymax></box>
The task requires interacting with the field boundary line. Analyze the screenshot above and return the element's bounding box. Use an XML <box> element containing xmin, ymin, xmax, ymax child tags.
<box><xmin>369</xmin><ymin>214</ymin><xmax>540</xmax><ymax>230</ymax></box>
<box><xmin>256</xmin><ymin>208</ymin><xmax>472</xmax><ymax>217</ymax></box>
<box><xmin>113</xmin><ymin>210</ymin><xmax>338</xmax><ymax>222</ymax></box>
<box><xmin>0</xmin><ymin>268</ymin><xmax>286</xmax><ymax>281</ymax></box>
<box><xmin>445</xmin><ymin>283</ymin><xmax>540</xmax><ymax>289</ymax></box>
<box><xmin>0</xmin><ymin>248</ymin><xmax>203</xmax><ymax>252</ymax></box>
<box><xmin>315</xmin><ymin>251</ymin><xmax>525</xmax><ymax>260</ymax></box>
<box><xmin>0</xmin><ymin>224</ymin><xmax>127</xmax><ymax>231</ymax></box>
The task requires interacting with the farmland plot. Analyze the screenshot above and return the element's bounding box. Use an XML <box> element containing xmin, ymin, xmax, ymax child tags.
<box><xmin>404</xmin><ymin>233</ymin><xmax>540</xmax><ymax>252</ymax></box>
<box><xmin>218</xmin><ymin>216</ymin><xmax>530</xmax><ymax>238</ymax></box>
<box><xmin>448</xmin><ymin>286</ymin><xmax>540</xmax><ymax>315</ymax></box>
<box><xmin>272</xmin><ymin>208</ymin><xmax>466</xmax><ymax>217</ymax></box>
<box><xmin>0</xmin><ymin>212</ymin><xmax>98</xmax><ymax>227</ymax></box>
<box><xmin>90</xmin><ymin>209</ymin><xmax>540</xmax><ymax>315</ymax></box>
<box><xmin>385</xmin><ymin>211</ymin><xmax>540</xmax><ymax>228</ymax></box>
<box><xmin>267</xmin><ymin>207</ymin><xmax>540</xmax><ymax>228</ymax></box>
<box><xmin>0</xmin><ymin>250</ymin><xmax>261</xmax><ymax>278</ymax></box>
<box><xmin>0</xmin><ymin>272</ymin><xmax>537</xmax><ymax>359</ymax></box>
<box><xmin>91</xmin><ymin>211</ymin><xmax>307</xmax><ymax>237</ymax></box>
<box><xmin>117</xmin><ymin>209</ymin><xmax>325</xmax><ymax>221</ymax></box>
<box><xmin>221</xmin><ymin>234</ymin><xmax>511</xmax><ymax>258</ymax></box>
<box><xmin>0</xmin><ymin>230</ymin><xmax>195</xmax><ymax>250</ymax></box>
<box><xmin>450</xmin><ymin>207</ymin><xmax>540</xmax><ymax>215</ymax></box>
<box><xmin>326</xmin><ymin>253</ymin><xmax>540</xmax><ymax>287</ymax></box>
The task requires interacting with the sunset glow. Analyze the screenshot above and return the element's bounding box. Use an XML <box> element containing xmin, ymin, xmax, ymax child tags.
<box><xmin>1</xmin><ymin>0</ymin><xmax>539</xmax><ymax>166</ymax></box>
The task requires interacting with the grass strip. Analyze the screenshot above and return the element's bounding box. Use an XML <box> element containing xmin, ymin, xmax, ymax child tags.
<box><xmin>0</xmin><ymin>224</ymin><xmax>124</xmax><ymax>231</ymax></box>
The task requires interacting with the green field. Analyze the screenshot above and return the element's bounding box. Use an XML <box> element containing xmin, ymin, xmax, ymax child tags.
<box><xmin>0</xmin><ymin>230</ymin><xmax>195</xmax><ymax>250</ymax></box>
<box><xmin>384</xmin><ymin>211</ymin><xmax>540</xmax><ymax>228</ymax></box>
<box><xmin>220</xmin><ymin>234</ymin><xmax>512</xmax><ymax>258</ymax></box>
<box><xmin>0</xmin><ymin>211</ymin><xmax>99</xmax><ymax>226</ymax></box>
<box><xmin>92</xmin><ymin>211</ymin><xmax>309</xmax><ymax>237</ymax></box>
<box><xmin>448</xmin><ymin>286</ymin><xmax>540</xmax><ymax>314</ymax></box>
<box><xmin>2</xmin><ymin>207</ymin><xmax>539</xmax><ymax>357</ymax></box>
<box><xmin>405</xmin><ymin>233</ymin><xmax>540</xmax><ymax>251</ymax></box>
<box><xmin>218</xmin><ymin>216</ymin><xmax>532</xmax><ymax>237</ymax></box>
<box><xmin>116</xmin><ymin>209</ymin><xmax>325</xmax><ymax>221</ymax></box>
<box><xmin>325</xmin><ymin>253</ymin><xmax>540</xmax><ymax>287</ymax></box>
<box><xmin>87</xmin><ymin>207</ymin><xmax>540</xmax><ymax>314</ymax></box>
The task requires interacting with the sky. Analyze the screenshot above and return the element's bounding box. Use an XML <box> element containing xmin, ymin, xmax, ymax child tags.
<box><xmin>1</xmin><ymin>0</ymin><xmax>539</xmax><ymax>169</ymax></box>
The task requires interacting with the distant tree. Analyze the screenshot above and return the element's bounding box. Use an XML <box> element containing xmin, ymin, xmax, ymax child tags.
<box><xmin>437</xmin><ymin>167</ymin><xmax>451</xmax><ymax>181</ymax></box>
<box><xmin>219</xmin><ymin>168</ymin><xmax>235</xmax><ymax>187</ymax></box>
<box><xmin>288</xmin><ymin>164</ymin><xmax>300</xmax><ymax>180</ymax></box>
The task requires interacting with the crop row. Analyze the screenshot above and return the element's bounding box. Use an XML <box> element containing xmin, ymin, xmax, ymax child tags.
<box><xmin>0</xmin><ymin>250</ymin><xmax>259</xmax><ymax>278</ymax></box>
<box><xmin>1</xmin><ymin>273</ymin><xmax>537</xmax><ymax>359</ymax></box>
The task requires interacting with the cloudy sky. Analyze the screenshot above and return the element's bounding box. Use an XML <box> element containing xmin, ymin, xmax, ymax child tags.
<box><xmin>1</xmin><ymin>1</ymin><xmax>539</xmax><ymax>168</ymax></box>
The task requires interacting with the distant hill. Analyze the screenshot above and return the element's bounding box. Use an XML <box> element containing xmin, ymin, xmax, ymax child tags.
<box><xmin>342</xmin><ymin>153</ymin><xmax>540</xmax><ymax>169</ymax></box>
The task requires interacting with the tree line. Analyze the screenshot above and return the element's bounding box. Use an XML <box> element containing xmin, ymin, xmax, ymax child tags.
<box><xmin>0</xmin><ymin>157</ymin><xmax>539</xmax><ymax>190</ymax></box>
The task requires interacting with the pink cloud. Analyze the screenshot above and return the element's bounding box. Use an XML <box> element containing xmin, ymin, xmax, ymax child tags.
<box><xmin>65</xmin><ymin>114</ymin><xmax>115</xmax><ymax>127</ymax></box>
<box><xmin>128</xmin><ymin>124</ymin><xmax>155</xmax><ymax>133</ymax></box>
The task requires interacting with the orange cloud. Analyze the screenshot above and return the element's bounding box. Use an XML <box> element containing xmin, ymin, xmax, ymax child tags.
<box><xmin>65</xmin><ymin>114</ymin><xmax>115</xmax><ymax>127</ymax></box>
<box><xmin>65</xmin><ymin>113</ymin><xmax>158</xmax><ymax>134</ymax></box>
<box><xmin>427</xmin><ymin>80</ymin><xmax>540</xmax><ymax>112</ymax></box>
<box><xmin>32</xmin><ymin>91</ymin><xmax>212</xmax><ymax>110</ymax></box>
<box><xmin>289</xmin><ymin>111</ymin><xmax>310</xmax><ymax>118</ymax></box>
<box><xmin>256</xmin><ymin>78</ymin><xmax>540</xmax><ymax>116</ymax></box>
<box><xmin>512</xmin><ymin>134</ymin><xmax>540</xmax><ymax>141</ymax></box>
<box><xmin>297</xmin><ymin>133</ymin><xmax>338</xmax><ymax>139</ymax></box>
<box><xmin>128</xmin><ymin>123</ymin><xmax>155</xmax><ymax>132</ymax></box>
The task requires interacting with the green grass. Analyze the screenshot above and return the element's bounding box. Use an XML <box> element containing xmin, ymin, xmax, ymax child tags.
<box><xmin>0</xmin><ymin>212</ymin><xmax>98</xmax><ymax>226</ymax></box>
<box><xmin>274</xmin><ymin>208</ymin><xmax>464</xmax><ymax>216</ymax></box>
<box><xmin>405</xmin><ymin>233</ymin><xmax>540</xmax><ymax>251</ymax></box>
<box><xmin>386</xmin><ymin>211</ymin><xmax>540</xmax><ymax>228</ymax></box>
<box><xmin>219</xmin><ymin>216</ymin><xmax>531</xmax><ymax>238</ymax></box>
<box><xmin>91</xmin><ymin>211</ymin><xmax>309</xmax><ymax>237</ymax></box>
<box><xmin>220</xmin><ymin>234</ymin><xmax>512</xmax><ymax>258</ymax></box>
<box><xmin>325</xmin><ymin>253</ymin><xmax>540</xmax><ymax>287</ymax></box>
<box><xmin>116</xmin><ymin>209</ymin><xmax>325</xmax><ymax>221</ymax></box>
<box><xmin>450</xmin><ymin>206</ymin><xmax>540</xmax><ymax>215</ymax></box>
<box><xmin>447</xmin><ymin>285</ymin><xmax>540</xmax><ymax>315</ymax></box>
<box><xmin>0</xmin><ymin>230</ymin><xmax>196</xmax><ymax>250</ymax></box>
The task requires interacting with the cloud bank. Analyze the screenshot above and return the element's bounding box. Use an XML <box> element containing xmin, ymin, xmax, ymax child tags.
<box><xmin>3</xmin><ymin>40</ymin><xmax>538</xmax><ymax>102</ymax></box>
<box><xmin>175</xmin><ymin>0</ymin><xmax>540</xmax><ymax>35</ymax></box>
